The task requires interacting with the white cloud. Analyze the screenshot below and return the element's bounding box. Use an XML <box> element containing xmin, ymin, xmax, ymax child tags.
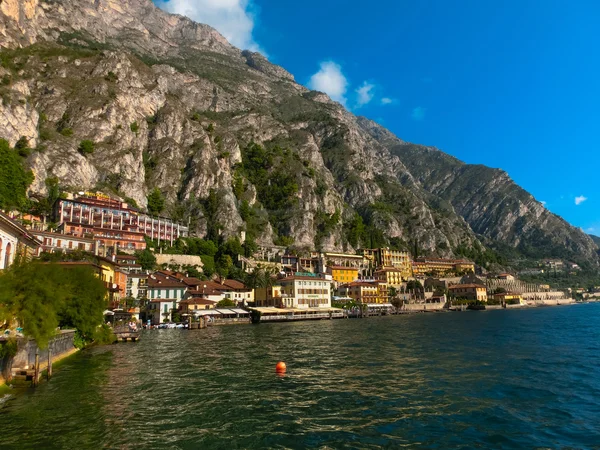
<box><xmin>575</xmin><ymin>195</ymin><xmax>588</xmax><ymax>206</ymax></box>
<box><xmin>586</xmin><ymin>227</ymin><xmax>596</xmax><ymax>233</ymax></box>
<box><xmin>355</xmin><ymin>82</ymin><xmax>375</xmax><ymax>107</ymax></box>
<box><xmin>381</xmin><ymin>97</ymin><xmax>395</xmax><ymax>105</ymax></box>
<box><xmin>412</xmin><ymin>106</ymin><xmax>426</xmax><ymax>120</ymax></box>
<box><xmin>155</xmin><ymin>0</ymin><xmax>262</xmax><ymax>52</ymax></box>
<box><xmin>540</xmin><ymin>201</ymin><xmax>547</xmax><ymax>206</ymax></box>
<box><xmin>308</xmin><ymin>61</ymin><xmax>348</xmax><ymax>106</ymax></box>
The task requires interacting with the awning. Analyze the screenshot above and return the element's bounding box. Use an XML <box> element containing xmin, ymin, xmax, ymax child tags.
<box><xmin>194</xmin><ymin>310</ymin><xmax>222</xmax><ymax>316</ymax></box>
<box><xmin>103</xmin><ymin>310</ymin><xmax>115</xmax><ymax>316</ymax></box>
<box><xmin>230</xmin><ymin>308</ymin><xmax>250</xmax><ymax>314</ymax></box>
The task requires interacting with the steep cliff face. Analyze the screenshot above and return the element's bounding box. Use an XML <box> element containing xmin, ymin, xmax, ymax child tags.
<box><xmin>0</xmin><ymin>0</ymin><xmax>597</xmax><ymax>265</ymax></box>
<box><xmin>357</xmin><ymin>118</ymin><xmax>599</xmax><ymax>263</ymax></box>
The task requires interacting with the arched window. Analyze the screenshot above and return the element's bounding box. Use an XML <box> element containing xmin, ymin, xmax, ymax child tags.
<box><xmin>4</xmin><ymin>242</ymin><xmax>12</xmax><ymax>268</ymax></box>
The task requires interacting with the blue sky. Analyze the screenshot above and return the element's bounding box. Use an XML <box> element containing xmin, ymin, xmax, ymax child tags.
<box><xmin>155</xmin><ymin>0</ymin><xmax>600</xmax><ymax>235</ymax></box>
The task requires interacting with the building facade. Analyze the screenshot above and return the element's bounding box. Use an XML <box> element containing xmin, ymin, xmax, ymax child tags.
<box><xmin>374</xmin><ymin>267</ymin><xmax>405</xmax><ymax>286</ymax></box>
<box><xmin>32</xmin><ymin>230</ymin><xmax>97</xmax><ymax>255</ymax></box>
<box><xmin>448</xmin><ymin>284</ymin><xmax>488</xmax><ymax>302</ymax></box>
<box><xmin>327</xmin><ymin>266</ymin><xmax>359</xmax><ymax>285</ymax></box>
<box><xmin>55</xmin><ymin>192</ymin><xmax>189</xmax><ymax>255</ymax></box>
<box><xmin>0</xmin><ymin>212</ymin><xmax>40</xmax><ymax>270</ymax></box>
<box><xmin>276</xmin><ymin>276</ymin><xmax>332</xmax><ymax>308</ymax></box>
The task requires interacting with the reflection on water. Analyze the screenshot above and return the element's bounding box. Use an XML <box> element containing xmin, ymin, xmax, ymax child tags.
<box><xmin>2</xmin><ymin>304</ymin><xmax>600</xmax><ymax>449</ymax></box>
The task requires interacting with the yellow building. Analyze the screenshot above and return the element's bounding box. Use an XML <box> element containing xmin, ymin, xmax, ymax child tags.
<box><xmin>327</xmin><ymin>266</ymin><xmax>359</xmax><ymax>284</ymax></box>
<box><xmin>493</xmin><ymin>292</ymin><xmax>524</xmax><ymax>305</ymax></box>
<box><xmin>338</xmin><ymin>281</ymin><xmax>378</xmax><ymax>304</ymax></box>
<box><xmin>448</xmin><ymin>284</ymin><xmax>488</xmax><ymax>302</ymax></box>
<box><xmin>374</xmin><ymin>267</ymin><xmax>405</xmax><ymax>286</ymax></box>
<box><xmin>362</xmin><ymin>248</ymin><xmax>411</xmax><ymax>277</ymax></box>
<box><xmin>337</xmin><ymin>281</ymin><xmax>389</xmax><ymax>304</ymax></box>
<box><xmin>412</xmin><ymin>258</ymin><xmax>475</xmax><ymax>277</ymax></box>
<box><xmin>253</xmin><ymin>285</ymin><xmax>283</xmax><ymax>307</ymax></box>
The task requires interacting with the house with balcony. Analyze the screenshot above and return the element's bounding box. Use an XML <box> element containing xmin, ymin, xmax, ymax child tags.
<box><xmin>147</xmin><ymin>272</ymin><xmax>187</xmax><ymax>324</ymax></box>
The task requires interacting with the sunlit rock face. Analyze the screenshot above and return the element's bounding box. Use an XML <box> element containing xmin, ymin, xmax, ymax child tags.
<box><xmin>0</xmin><ymin>0</ymin><xmax>597</xmax><ymax>263</ymax></box>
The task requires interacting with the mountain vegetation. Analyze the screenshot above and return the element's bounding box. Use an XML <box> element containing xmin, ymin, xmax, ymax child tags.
<box><xmin>0</xmin><ymin>0</ymin><xmax>597</xmax><ymax>270</ymax></box>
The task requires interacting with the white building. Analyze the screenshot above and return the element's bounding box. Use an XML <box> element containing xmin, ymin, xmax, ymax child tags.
<box><xmin>32</xmin><ymin>230</ymin><xmax>97</xmax><ymax>255</ymax></box>
<box><xmin>277</xmin><ymin>276</ymin><xmax>333</xmax><ymax>308</ymax></box>
<box><xmin>147</xmin><ymin>272</ymin><xmax>187</xmax><ymax>324</ymax></box>
<box><xmin>0</xmin><ymin>212</ymin><xmax>40</xmax><ymax>270</ymax></box>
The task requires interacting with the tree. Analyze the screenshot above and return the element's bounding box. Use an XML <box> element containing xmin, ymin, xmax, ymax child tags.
<box><xmin>215</xmin><ymin>254</ymin><xmax>233</xmax><ymax>280</ymax></box>
<box><xmin>0</xmin><ymin>262</ymin><xmax>108</xmax><ymax>348</ymax></box>
<box><xmin>0</xmin><ymin>139</ymin><xmax>34</xmax><ymax>211</ymax></box>
<box><xmin>216</xmin><ymin>298</ymin><xmax>236</xmax><ymax>308</ymax></box>
<box><xmin>147</xmin><ymin>188</ymin><xmax>165</xmax><ymax>215</ymax></box>
<box><xmin>78</xmin><ymin>140</ymin><xmax>95</xmax><ymax>155</ymax></box>
<box><xmin>14</xmin><ymin>136</ymin><xmax>30</xmax><ymax>157</ymax></box>
<box><xmin>136</xmin><ymin>249</ymin><xmax>157</xmax><ymax>271</ymax></box>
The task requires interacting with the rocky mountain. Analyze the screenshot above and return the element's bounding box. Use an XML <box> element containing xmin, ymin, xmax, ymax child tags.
<box><xmin>1</xmin><ymin>0</ymin><xmax>598</xmax><ymax>266</ymax></box>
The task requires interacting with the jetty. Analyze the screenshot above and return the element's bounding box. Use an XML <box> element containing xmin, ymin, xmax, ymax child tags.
<box><xmin>113</xmin><ymin>326</ymin><xmax>141</xmax><ymax>342</ymax></box>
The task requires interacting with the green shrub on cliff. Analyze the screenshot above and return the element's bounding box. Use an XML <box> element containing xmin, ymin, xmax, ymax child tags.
<box><xmin>0</xmin><ymin>138</ymin><xmax>34</xmax><ymax>212</ymax></box>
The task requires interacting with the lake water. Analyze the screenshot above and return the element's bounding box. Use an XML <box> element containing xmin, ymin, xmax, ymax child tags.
<box><xmin>2</xmin><ymin>304</ymin><xmax>600</xmax><ymax>449</ymax></box>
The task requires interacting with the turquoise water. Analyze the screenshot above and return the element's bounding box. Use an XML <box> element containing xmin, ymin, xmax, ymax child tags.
<box><xmin>2</xmin><ymin>304</ymin><xmax>600</xmax><ymax>449</ymax></box>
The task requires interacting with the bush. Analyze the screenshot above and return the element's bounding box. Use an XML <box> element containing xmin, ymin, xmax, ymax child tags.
<box><xmin>78</xmin><ymin>140</ymin><xmax>94</xmax><ymax>155</ymax></box>
<box><xmin>104</xmin><ymin>71</ymin><xmax>118</xmax><ymax>82</ymax></box>
<box><xmin>0</xmin><ymin>139</ymin><xmax>34</xmax><ymax>211</ymax></box>
<box><xmin>130</xmin><ymin>121</ymin><xmax>139</xmax><ymax>133</ymax></box>
<box><xmin>60</xmin><ymin>128</ymin><xmax>74</xmax><ymax>137</ymax></box>
<box><xmin>147</xmin><ymin>187</ymin><xmax>164</xmax><ymax>215</ymax></box>
<box><xmin>39</xmin><ymin>129</ymin><xmax>52</xmax><ymax>141</ymax></box>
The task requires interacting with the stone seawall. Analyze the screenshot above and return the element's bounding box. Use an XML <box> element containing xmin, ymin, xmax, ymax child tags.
<box><xmin>402</xmin><ymin>303</ymin><xmax>447</xmax><ymax>312</ymax></box>
<box><xmin>1</xmin><ymin>330</ymin><xmax>76</xmax><ymax>384</ymax></box>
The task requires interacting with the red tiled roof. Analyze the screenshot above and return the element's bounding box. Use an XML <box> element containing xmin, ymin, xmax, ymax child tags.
<box><xmin>221</xmin><ymin>279</ymin><xmax>247</xmax><ymax>290</ymax></box>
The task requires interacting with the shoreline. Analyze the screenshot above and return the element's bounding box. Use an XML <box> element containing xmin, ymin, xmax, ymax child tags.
<box><xmin>1</xmin><ymin>347</ymin><xmax>80</xmax><ymax>395</ymax></box>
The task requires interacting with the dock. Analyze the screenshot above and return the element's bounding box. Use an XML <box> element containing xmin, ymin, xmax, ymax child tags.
<box><xmin>113</xmin><ymin>326</ymin><xmax>141</xmax><ymax>342</ymax></box>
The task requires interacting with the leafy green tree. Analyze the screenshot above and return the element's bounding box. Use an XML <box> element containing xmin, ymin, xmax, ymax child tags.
<box><xmin>135</xmin><ymin>249</ymin><xmax>157</xmax><ymax>271</ymax></box>
<box><xmin>0</xmin><ymin>139</ymin><xmax>34</xmax><ymax>211</ymax></box>
<box><xmin>221</xmin><ymin>237</ymin><xmax>244</xmax><ymax>258</ymax></box>
<box><xmin>78</xmin><ymin>140</ymin><xmax>95</xmax><ymax>155</ymax></box>
<box><xmin>0</xmin><ymin>262</ymin><xmax>108</xmax><ymax>348</ymax></box>
<box><xmin>215</xmin><ymin>254</ymin><xmax>233</xmax><ymax>280</ymax></box>
<box><xmin>14</xmin><ymin>136</ymin><xmax>30</xmax><ymax>157</ymax></box>
<box><xmin>216</xmin><ymin>298</ymin><xmax>236</xmax><ymax>308</ymax></box>
<box><xmin>147</xmin><ymin>187</ymin><xmax>165</xmax><ymax>215</ymax></box>
<box><xmin>345</xmin><ymin>213</ymin><xmax>365</xmax><ymax>248</ymax></box>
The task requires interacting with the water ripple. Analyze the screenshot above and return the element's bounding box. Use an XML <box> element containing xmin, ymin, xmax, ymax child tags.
<box><xmin>2</xmin><ymin>304</ymin><xmax>600</xmax><ymax>448</ymax></box>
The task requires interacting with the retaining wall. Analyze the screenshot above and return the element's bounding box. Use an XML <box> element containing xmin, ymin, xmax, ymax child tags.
<box><xmin>1</xmin><ymin>330</ymin><xmax>76</xmax><ymax>384</ymax></box>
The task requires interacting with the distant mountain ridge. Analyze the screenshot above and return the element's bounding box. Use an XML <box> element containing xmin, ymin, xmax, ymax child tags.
<box><xmin>0</xmin><ymin>0</ymin><xmax>597</xmax><ymax>267</ymax></box>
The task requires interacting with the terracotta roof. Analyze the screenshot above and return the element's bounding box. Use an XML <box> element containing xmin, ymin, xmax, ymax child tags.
<box><xmin>221</xmin><ymin>279</ymin><xmax>247</xmax><ymax>290</ymax></box>
<box><xmin>148</xmin><ymin>273</ymin><xmax>187</xmax><ymax>288</ymax></box>
<box><xmin>182</xmin><ymin>277</ymin><xmax>204</xmax><ymax>286</ymax></box>
<box><xmin>328</xmin><ymin>265</ymin><xmax>359</xmax><ymax>270</ymax></box>
<box><xmin>0</xmin><ymin>211</ymin><xmax>41</xmax><ymax>248</ymax></box>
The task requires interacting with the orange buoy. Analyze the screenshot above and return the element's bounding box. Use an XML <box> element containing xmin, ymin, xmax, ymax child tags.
<box><xmin>275</xmin><ymin>361</ymin><xmax>287</xmax><ymax>373</ymax></box>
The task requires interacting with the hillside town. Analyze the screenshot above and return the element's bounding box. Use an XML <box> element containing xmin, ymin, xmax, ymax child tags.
<box><xmin>1</xmin><ymin>191</ymin><xmax>590</xmax><ymax>328</ymax></box>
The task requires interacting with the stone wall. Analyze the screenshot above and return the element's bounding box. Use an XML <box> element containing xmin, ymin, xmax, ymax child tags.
<box><xmin>1</xmin><ymin>330</ymin><xmax>76</xmax><ymax>383</ymax></box>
